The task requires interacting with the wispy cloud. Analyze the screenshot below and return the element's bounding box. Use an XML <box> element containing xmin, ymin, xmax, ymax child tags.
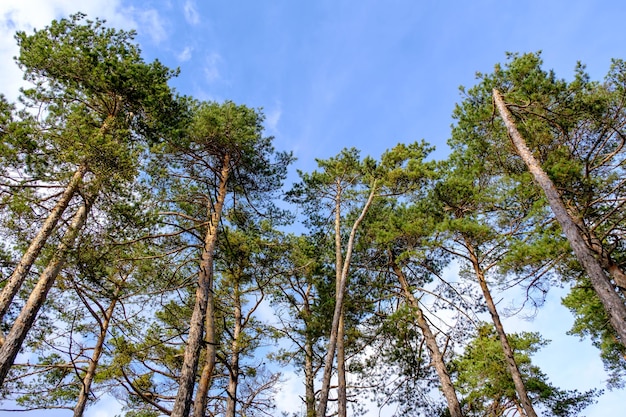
<box><xmin>183</xmin><ymin>0</ymin><xmax>199</xmax><ymax>25</ymax></box>
<box><xmin>178</xmin><ymin>46</ymin><xmax>193</xmax><ymax>62</ymax></box>
<box><xmin>135</xmin><ymin>8</ymin><xmax>167</xmax><ymax>44</ymax></box>
<box><xmin>203</xmin><ymin>52</ymin><xmax>222</xmax><ymax>83</ymax></box>
<box><xmin>264</xmin><ymin>104</ymin><xmax>282</xmax><ymax>134</ymax></box>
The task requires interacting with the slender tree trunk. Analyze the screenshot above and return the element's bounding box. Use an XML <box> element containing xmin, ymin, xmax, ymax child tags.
<box><xmin>173</xmin><ymin>154</ymin><xmax>230</xmax><ymax>417</ymax></box>
<box><xmin>336</xmin><ymin>313</ymin><xmax>347</xmax><ymax>417</ymax></box>
<box><xmin>317</xmin><ymin>184</ymin><xmax>377</xmax><ymax>417</ymax></box>
<box><xmin>225</xmin><ymin>290</ymin><xmax>243</xmax><ymax>417</ymax></box>
<box><xmin>494</xmin><ymin>89</ymin><xmax>626</xmax><ymax>346</ymax></box>
<box><xmin>304</xmin><ymin>332</ymin><xmax>316</xmax><ymax>417</ymax></box>
<box><xmin>333</xmin><ymin>191</ymin><xmax>347</xmax><ymax>417</ymax></box>
<box><xmin>0</xmin><ymin>164</ymin><xmax>88</xmax><ymax>327</ymax></box>
<box><xmin>0</xmin><ymin>194</ymin><xmax>94</xmax><ymax>385</ymax></box>
<box><xmin>0</xmin><ymin>114</ymin><xmax>113</xmax><ymax>328</ymax></box>
<box><xmin>192</xmin><ymin>287</ymin><xmax>217</xmax><ymax>417</ymax></box>
<box><xmin>464</xmin><ymin>237</ymin><xmax>538</xmax><ymax>417</ymax></box>
<box><xmin>74</xmin><ymin>294</ymin><xmax>118</xmax><ymax>417</ymax></box>
<box><xmin>389</xmin><ymin>256</ymin><xmax>463</xmax><ymax>417</ymax></box>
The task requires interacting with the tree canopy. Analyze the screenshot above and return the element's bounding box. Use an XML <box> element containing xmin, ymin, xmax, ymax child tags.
<box><xmin>0</xmin><ymin>14</ymin><xmax>623</xmax><ymax>417</ymax></box>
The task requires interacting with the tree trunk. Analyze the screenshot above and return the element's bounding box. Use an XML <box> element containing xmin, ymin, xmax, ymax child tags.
<box><xmin>0</xmin><ymin>114</ymin><xmax>113</xmax><ymax>328</ymax></box>
<box><xmin>172</xmin><ymin>154</ymin><xmax>230</xmax><ymax>417</ymax></box>
<box><xmin>336</xmin><ymin>312</ymin><xmax>347</xmax><ymax>417</ymax></box>
<box><xmin>317</xmin><ymin>184</ymin><xmax>377</xmax><ymax>417</ymax></box>
<box><xmin>225</xmin><ymin>289</ymin><xmax>243</xmax><ymax>417</ymax></box>
<box><xmin>464</xmin><ymin>237</ymin><xmax>538</xmax><ymax>417</ymax></box>
<box><xmin>334</xmin><ymin>193</ymin><xmax>347</xmax><ymax>417</ymax></box>
<box><xmin>494</xmin><ymin>88</ymin><xmax>626</xmax><ymax>346</ymax></box>
<box><xmin>74</xmin><ymin>294</ymin><xmax>118</xmax><ymax>417</ymax></box>
<box><xmin>0</xmin><ymin>163</ymin><xmax>88</xmax><ymax>327</ymax></box>
<box><xmin>569</xmin><ymin>214</ymin><xmax>626</xmax><ymax>290</ymax></box>
<box><xmin>192</xmin><ymin>286</ymin><xmax>217</xmax><ymax>417</ymax></box>
<box><xmin>0</xmin><ymin>194</ymin><xmax>94</xmax><ymax>385</ymax></box>
<box><xmin>389</xmin><ymin>256</ymin><xmax>464</xmax><ymax>417</ymax></box>
<box><xmin>304</xmin><ymin>332</ymin><xmax>316</xmax><ymax>417</ymax></box>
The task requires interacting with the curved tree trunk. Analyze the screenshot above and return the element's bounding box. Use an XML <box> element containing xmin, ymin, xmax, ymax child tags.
<box><xmin>0</xmin><ymin>194</ymin><xmax>94</xmax><ymax>385</ymax></box>
<box><xmin>494</xmin><ymin>89</ymin><xmax>626</xmax><ymax>347</ymax></box>
<box><xmin>465</xmin><ymin>237</ymin><xmax>538</xmax><ymax>417</ymax></box>
<box><xmin>173</xmin><ymin>154</ymin><xmax>230</xmax><ymax>417</ymax></box>
<box><xmin>74</xmin><ymin>294</ymin><xmax>118</xmax><ymax>417</ymax></box>
<box><xmin>390</xmin><ymin>256</ymin><xmax>464</xmax><ymax>417</ymax></box>
<box><xmin>0</xmin><ymin>163</ymin><xmax>88</xmax><ymax>327</ymax></box>
<box><xmin>316</xmin><ymin>183</ymin><xmax>377</xmax><ymax>417</ymax></box>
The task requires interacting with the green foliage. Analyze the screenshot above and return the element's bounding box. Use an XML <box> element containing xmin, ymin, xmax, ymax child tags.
<box><xmin>449</xmin><ymin>52</ymin><xmax>626</xmax><ymax>387</ymax></box>
<box><xmin>119</xmin><ymin>411</ymin><xmax>160</xmax><ymax>417</ymax></box>
<box><xmin>450</xmin><ymin>324</ymin><xmax>599</xmax><ymax>416</ymax></box>
<box><xmin>13</xmin><ymin>12</ymin><xmax>183</xmax><ymax>187</ymax></box>
<box><xmin>563</xmin><ymin>279</ymin><xmax>626</xmax><ymax>389</ymax></box>
<box><xmin>16</xmin><ymin>12</ymin><xmax>182</xmax><ymax>142</ymax></box>
<box><xmin>1</xmin><ymin>11</ymin><xmax>625</xmax><ymax>417</ymax></box>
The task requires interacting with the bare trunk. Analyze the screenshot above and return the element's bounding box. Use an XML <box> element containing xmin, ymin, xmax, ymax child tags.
<box><xmin>494</xmin><ymin>89</ymin><xmax>626</xmax><ymax>347</ymax></box>
<box><xmin>192</xmin><ymin>287</ymin><xmax>217</xmax><ymax>417</ymax></box>
<box><xmin>304</xmin><ymin>333</ymin><xmax>316</xmax><ymax>417</ymax></box>
<box><xmin>173</xmin><ymin>154</ymin><xmax>230</xmax><ymax>417</ymax></box>
<box><xmin>74</xmin><ymin>295</ymin><xmax>118</xmax><ymax>417</ymax></box>
<box><xmin>390</xmin><ymin>256</ymin><xmax>463</xmax><ymax>417</ymax></box>
<box><xmin>337</xmin><ymin>312</ymin><xmax>347</xmax><ymax>417</ymax></box>
<box><xmin>225</xmin><ymin>291</ymin><xmax>243</xmax><ymax>417</ymax></box>
<box><xmin>317</xmin><ymin>183</ymin><xmax>377</xmax><ymax>417</ymax></box>
<box><xmin>0</xmin><ymin>195</ymin><xmax>94</xmax><ymax>385</ymax></box>
<box><xmin>334</xmin><ymin>194</ymin><xmax>347</xmax><ymax>417</ymax></box>
<box><xmin>0</xmin><ymin>164</ymin><xmax>88</xmax><ymax>327</ymax></box>
<box><xmin>465</xmin><ymin>238</ymin><xmax>538</xmax><ymax>417</ymax></box>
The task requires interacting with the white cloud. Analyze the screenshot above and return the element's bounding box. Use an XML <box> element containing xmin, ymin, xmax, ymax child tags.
<box><xmin>264</xmin><ymin>104</ymin><xmax>282</xmax><ymax>134</ymax></box>
<box><xmin>134</xmin><ymin>8</ymin><xmax>167</xmax><ymax>44</ymax></box>
<box><xmin>0</xmin><ymin>0</ymin><xmax>137</xmax><ymax>102</ymax></box>
<box><xmin>203</xmin><ymin>52</ymin><xmax>222</xmax><ymax>83</ymax></box>
<box><xmin>183</xmin><ymin>0</ymin><xmax>199</xmax><ymax>25</ymax></box>
<box><xmin>178</xmin><ymin>45</ymin><xmax>193</xmax><ymax>62</ymax></box>
<box><xmin>274</xmin><ymin>369</ymin><xmax>305</xmax><ymax>415</ymax></box>
<box><xmin>88</xmin><ymin>394</ymin><xmax>124</xmax><ymax>417</ymax></box>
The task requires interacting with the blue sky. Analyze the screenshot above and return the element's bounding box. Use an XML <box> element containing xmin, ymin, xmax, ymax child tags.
<box><xmin>1</xmin><ymin>1</ymin><xmax>626</xmax><ymax>416</ymax></box>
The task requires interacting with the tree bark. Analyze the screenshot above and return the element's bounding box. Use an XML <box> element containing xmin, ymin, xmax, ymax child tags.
<box><xmin>389</xmin><ymin>255</ymin><xmax>464</xmax><ymax>417</ymax></box>
<box><xmin>316</xmin><ymin>183</ymin><xmax>377</xmax><ymax>417</ymax></box>
<box><xmin>0</xmin><ymin>194</ymin><xmax>94</xmax><ymax>386</ymax></box>
<box><xmin>225</xmin><ymin>288</ymin><xmax>243</xmax><ymax>417</ymax></box>
<box><xmin>304</xmin><ymin>332</ymin><xmax>316</xmax><ymax>417</ymax></box>
<box><xmin>465</xmin><ymin>237</ymin><xmax>538</xmax><ymax>417</ymax></box>
<box><xmin>569</xmin><ymin>215</ymin><xmax>626</xmax><ymax>290</ymax></box>
<box><xmin>0</xmin><ymin>113</ymin><xmax>114</xmax><ymax>328</ymax></box>
<box><xmin>493</xmin><ymin>88</ymin><xmax>626</xmax><ymax>347</ymax></box>
<box><xmin>0</xmin><ymin>163</ymin><xmax>88</xmax><ymax>326</ymax></box>
<box><xmin>74</xmin><ymin>294</ymin><xmax>118</xmax><ymax>417</ymax></box>
<box><xmin>192</xmin><ymin>286</ymin><xmax>217</xmax><ymax>417</ymax></box>
<box><xmin>334</xmin><ymin>188</ymin><xmax>347</xmax><ymax>417</ymax></box>
<box><xmin>336</xmin><ymin>313</ymin><xmax>347</xmax><ymax>417</ymax></box>
<box><xmin>173</xmin><ymin>154</ymin><xmax>230</xmax><ymax>417</ymax></box>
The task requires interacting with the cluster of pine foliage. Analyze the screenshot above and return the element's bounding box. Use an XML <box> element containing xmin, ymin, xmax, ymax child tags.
<box><xmin>1</xmin><ymin>13</ymin><xmax>625</xmax><ymax>417</ymax></box>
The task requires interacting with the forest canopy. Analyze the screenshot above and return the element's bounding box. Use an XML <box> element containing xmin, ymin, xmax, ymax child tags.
<box><xmin>0</xmin><ymin>13</ymin><xmax>624</xmax><ymax>417</ymax></box>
